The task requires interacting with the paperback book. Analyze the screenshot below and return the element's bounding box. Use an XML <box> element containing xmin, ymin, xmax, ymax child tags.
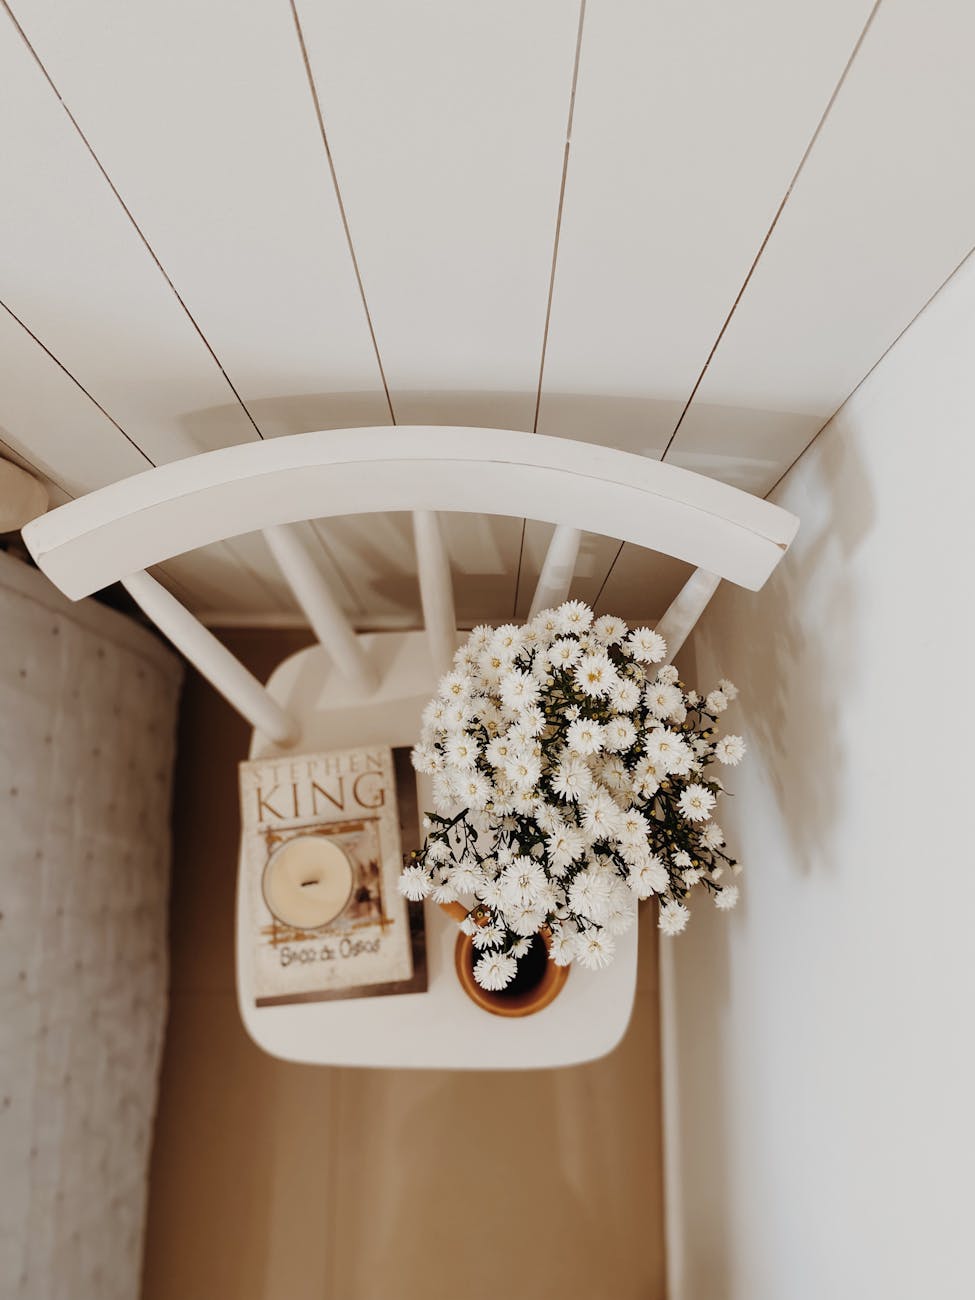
<box><xmin>239</xmin><ymin>744</ymin><xmax>426</xmax><ymax>1006</ymax></box>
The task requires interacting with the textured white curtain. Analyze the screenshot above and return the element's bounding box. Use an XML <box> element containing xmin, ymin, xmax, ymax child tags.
<box><xmin>0</xmin><ymin>551</ymin><xmax>182</xmax><ymax>1300</ymax></box>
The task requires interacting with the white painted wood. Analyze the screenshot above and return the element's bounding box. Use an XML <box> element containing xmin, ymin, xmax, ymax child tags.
<box><xmin>670</xmin><ymin>0</ymin><xmax>975</xmax><ymax>494</ymax></box>
<box><xmin>0</xmin><ymin>8</ymin><xmax>295</xmax><ymax>616</ymax></box>
<box><xmin>654</xmin><ymin>569</ymin><xmax>722</xmax><ymax>662</ymax></box>
<box><xmin>0</xmin><ymin>302</ymin><xmax>278</xmax><ymax>612</ymax></box>
<box><xmin>21</xmin><ymin>427</ymin><xmax>799</xmax><ymax>602</ymax></box>
<box><xmin>0</xmin><ymin>457</ymin><xmax>47</xmax><ymax>530</ymax></box>
<box><xmin>236</xmin><ymin>631</ymin><xmax>637</xmax><ymax>1068</ymax></box>
<box><xmin>10</xmin><ymin>0</ymin><xmax>390</xmax><ymax>429</ymax></box>
<box><xmin>411</xmin><ymin>511</ymin><xmax>457</xmax><ymax>679</ymax></box>
<box><xmin>263</xmin><ymin>523</ymin><xmax>378</xmax><ymax>694</ymax></box>
<box><xmin>518</xmin><ymin>0</ymin><xmax>873</xmax><ymax>615</ymax></box>
<box><xmin>294</xmin><ymin>0</ymin><xmax>580</xmax><ymax>620</ymax></box>
<box><xmin>0</xmin><ymin>11</ymin><xmax>257</xmax><ymax>463</ymax></box>
<box><xmin>529</xmin><ymin>525</ymin><xmax>582</xmax><ymax>618</ymax></box>
<box><xmin>293</xmin><ymin>0</ymin><xmax>579</xmax><ymax>427</ymax></box>
<box><xmin>536</xmin><ymin>0</ymin><xmax>876</xmax><ymax>454</ymax></box>
<box><xmin>122</xmin><ymin>572</ymin><xmax>297</xmax><ymax>745</ymax></box>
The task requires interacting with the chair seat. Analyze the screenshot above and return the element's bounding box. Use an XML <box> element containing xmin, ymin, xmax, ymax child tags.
<box><xmin>235</xmin><ymin>630</ymin><xmax>639</xmax><ymax>1069</ymax></box>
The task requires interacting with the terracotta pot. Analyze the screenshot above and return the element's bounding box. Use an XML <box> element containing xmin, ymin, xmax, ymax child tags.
<box><xmin>439</xmin><ymin>901</ymin><xmax>569</xmax><ymax>1018</ymax></box>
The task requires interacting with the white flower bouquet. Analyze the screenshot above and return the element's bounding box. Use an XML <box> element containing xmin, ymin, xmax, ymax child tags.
<box><xmin>399</xmin><ymin>601</ymin><xmax>745</xmax><ymax>992</ymax></box>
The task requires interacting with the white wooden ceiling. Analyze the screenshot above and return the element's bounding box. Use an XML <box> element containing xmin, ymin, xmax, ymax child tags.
<box><xmin>1</xmin><ymin>0</ymin><xmax>973</xmax><ymax>626</ymax></box>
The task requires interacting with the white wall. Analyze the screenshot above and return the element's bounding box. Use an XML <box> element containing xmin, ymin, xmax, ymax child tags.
<box><xmin>663</xmin><ymin>251</ymin><xmax>975</xmax><ymax>1300</ymax></box>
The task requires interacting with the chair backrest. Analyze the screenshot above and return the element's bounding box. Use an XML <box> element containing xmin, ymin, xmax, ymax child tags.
<box><xmin>22</xmin><ymin>425</ymin><xmax>798</xmax><ymax>745</ymax></box>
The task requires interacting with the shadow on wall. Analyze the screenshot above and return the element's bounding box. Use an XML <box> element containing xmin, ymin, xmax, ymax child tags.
<box><xmin>664</xmin><ymin>426</ymin><xmax>874</xmax><ymax>1297</ymax></box>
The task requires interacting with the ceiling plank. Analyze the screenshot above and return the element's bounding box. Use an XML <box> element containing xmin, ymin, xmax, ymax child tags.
<box><xmin>8</xmin><ymin>0</ymin><xmax>390</xmax><ymax>432</ymax></box>
<box><xmin>536</xmin><ymin>0</ymin><xmax>877</xmax><ymax>452</ymax></box>
<box><xmin>518</xmin><ymin>0</ymin><xmax>876</xmax><ymax>622</ymax></box>
<box><xmin>669</xmin><ymin>0</ymin><xmax>975</xmax><ymax>494</ymax></box>
<box><xmin>294</xmin><ymin>0</ymin><xmax>583</xmax><ymax>623</ymax></box>
<box><xmin>293</xmin><ymin>0</ymin><xmax>581</xmax><ymax>425</ymax></box>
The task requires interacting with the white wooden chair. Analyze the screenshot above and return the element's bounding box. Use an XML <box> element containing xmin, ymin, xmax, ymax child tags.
<box><xmin>22</xmin><ymin>426</ymin><xmax>798</xmax><ymax>1068</ymax></box>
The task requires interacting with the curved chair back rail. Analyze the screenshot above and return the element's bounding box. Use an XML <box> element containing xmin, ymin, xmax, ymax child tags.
<box><xmin>22</xmin><ymin>426</ymin><xmax>797</xmax><ymax>600</ymax></box>
<box><xmin>21</xmin><ymin>426</ymin><xmax>799</xmax><ymax>746</ymax></box>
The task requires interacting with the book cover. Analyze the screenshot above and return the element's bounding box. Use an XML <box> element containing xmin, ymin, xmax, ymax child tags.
<box><xmin>239</xmin><ymin>745</ymin><xmax>426</xmax><ymax>1006</ymax></box>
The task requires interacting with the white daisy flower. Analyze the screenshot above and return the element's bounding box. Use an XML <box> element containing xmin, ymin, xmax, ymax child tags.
<box><xmin>548</xmin><ymin>923</ymin><xmax>578</xmax><ymax>966</ymax></box>
<box><xmin>468</xmin><ymin>623</ymin><xmax>493</xmax><ymax>648</ymax></box>
<box><xmin>547</xmin><ymin>637</ymin><xmax>582</xmax><ymax>669</ymax></box>
<box><xmin>566</xmin><ymin>717</ymin><xmax>604</xmax><ymax>756</ymax></box>
<box><xmin>458</xmin><ymin>770</ymin><xmax>493</xmax><ymax>810</ymax></box>
<box><xmin>472</xmin><ymin>923</ymin><xmax>505</xmax><ymax>949</ymax></box>
<box><xmin>499</xmin><ymin>668</ymin><xmax>541</xmax><ymax>712</ymax></box>
<box><xmin>432</xmin><ymin>770</ymin><xmax>461</xmax><ymax>813</ymax></box>
<box><xmin>503</xmin><ymin>751</ymin><xmax>542</xmax><ymax>792</ymax></box>
<box><xmin>491</xmin><ymin>623</ymin><xmax>524</xmax><ymax>657</ymax></box>
<box><xmin>601</xmin><ymin>881</ymin><xmax>636</xmax><ymax>935</ymax></box>
<box><xmin>431</xmin><ymin>877</ymin><xmax>458</xmax><ymax>904</ymax></box>
<box><xmin>438</xmin><ymin>669</ymin><xmax>472</xmax><ymax>702</ymax></box>
<box><xmin>682</xmin><ymin>868</ymin><xmax>703</xmax><ymax>886</ymax></box>
<box><xmin>568</xmin><ymin>868</ymin><xmax>615</xmax><ymax>923</ymax></box>
<box><xmin>574</xmin><ymin>928</ymin><xmax>616</xmax><ymax>970</ymax></box>
<box><xmin>658</xmin><ymin>900</ymin><xmax>691</xmax><ymax>936</ymax></box>
<box><xmin>672</xmin><ymin>850</ymin><xmax>693</xmax><ymax>869</ymax></box>
<box><xmin>477</xmin><ymin>877</ymin><xmax>505</xmax><ymax>909</ymax></box>
<box><xmin>618</xmin><ymin>807</ymin><xmax>650</xmax><ymax>846</ymax></box>
<box><xmin>442</xmin><ymin>700</ymin><xmax>475</xmax><ymax>731</ymax></box>
<box><xmin>545</xmin><ymin>822</ymin><xmax>587</xmax><ymax>873</ymax></box>
<box><xmin>656</xmin><ymin>665</ymin><xmax>680</xmax><ymax>685</ymax></box>
<box><xmin>603</xmin><ymin>717</ymin><xmax>638</xmax><ymax>753</ymax></box>
<box><xmin>531</xmin><ymin>608</ymin><xmax>560</xmax><ymax>642</ymax></box>
<box><xmin>717</xmin><ymin>678</ymin><xmax>739</xmax><ymax>701</ymax></box>
<box><xmin>504</xmin><ymin>900</ymin><xmax>548</xmax><ymax>937</ymax></box>
<box><xmin>574</xmin><ymin>651</ymin><xmax>617</xmax><ymax>698</ymax></box>
<box><xmin>421</xmin><ymin>698</ymin><xmax>448</xmax><ymax>729</ymax></box>
<box><xmin>532</xmin><ymin>802</ymin><xmax>560</xmax><ymax>834</ymax></box>
<box><xmin>443</xmin><ymin>733</ymin><xmax>479</xmax><ymax>770</ymax></box>
<box><xmin>714</xmin><ymin>884</ymin><xmax>740</xmax><ymax>910</ymax></box>
<box><xmin>411</xmin><ymin>743</ymin><xmax>443</xmax><ymax>774</ymax></box>
<box><xmin>474</xmin><ymin>951</ymin><xmax>518</xmax><ymax>990</ymax></box>
<box><xmin>581</xmin><ymin>790</ymin><xmax>623</xmax><ymax>842</ymax></box>
<box><xmin>630</xmin><ymin>756</ymin><xmax>662</xmax><ymax>797</ymax></box>
<box><xmin>452</xmin><ymin>863</ymin><xmax>484</xmax><ymax>895</ymax></box>
<box><xmin>555</xmin><ymin>599</ymin><xmax>594</xmax><ymax>635</ymax></box>
<box><xmin>644</xmin><ymin>728</ymin><xmax>692</xmax><ymax>775</ymax></box>
<box><xmin>398</xmin><ymin>865</ymin><xmax>432</xmax><ymax>901</ymax></box>
<box><xmin>714</xmin><ymin>734</ymin><xmax>746</xmax><ymax>765</ymax></box>
<box><xmin>678</xmin><ymin>784</ymin><xmax>716</xmax><ymax>822</ymax></box>
<box><xmin>608</xmin><ymin>675</ymin><xmax>642</xmax><ymax>712</ymax></box>
<box><xmin>705</xmin><ymin>689</ymin><xmax>728</xmax><ymax>715</ymax></box>
<box><xmin>629</xmin><ymin>855</ymin><xmax>670</xmax><ymax>899</ymax></box>
<box><xmin>485</xmin><ymin>735</ymin><xmax>515</xmax><ymax>769</ymax></box>
<box><xmin>518</xmin><ymin>704</ymin><xmax>546</xmax><ymax>737</ymax></box>
<box><xmin>509</xmin><ymin>936</ymin><xmax>533</xmax><ymax>959</ymax></box>
<box><xmin>645</xmin><ymin>681</ymin><xmax>685</xmax><ymax>720</ymax></box>
<box><xmin>626</xmin><ymin>627</ymin><xmax>668</xmax><ymax>663</ymax></box>
<box><xmin>699</xmin><ymin>822</ymin><xmax>725</xmax><ymax>849</ymax></box>
<box><xmin>592</xmin><ymin>614</ymin><xmax>628</xmax><ymax>645</ymax></box>
<box><xmin>500</xmin><ymin>857</ymin><xmax>546</xmax><ymax>906</ymax></box>
<box><xmin>596</xmin><ymin>754</ymin><xmax>629</xmax><ymax>795</ymax></box>
<box><xmin>476</xmin><ymin>647</ymin><xmax>509</xmax><ymax>687</ymax></box>
<box><xmin>551</xmin><ymin>755</ymin><xmax>593</xmax><ymax>803</ymax></box>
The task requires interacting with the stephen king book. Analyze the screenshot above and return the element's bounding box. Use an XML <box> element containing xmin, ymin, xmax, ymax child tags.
<box><xmin>239</xmin><ymin>745</ymin><xmax>426</xmax><ymax>1006</ymax></box>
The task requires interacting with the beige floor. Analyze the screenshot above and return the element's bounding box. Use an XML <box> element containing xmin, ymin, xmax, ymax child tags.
<box><xmin>142</xmin><ymin>629</ymin><xmax>666</xmax><ymax>1300</ymax></box>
